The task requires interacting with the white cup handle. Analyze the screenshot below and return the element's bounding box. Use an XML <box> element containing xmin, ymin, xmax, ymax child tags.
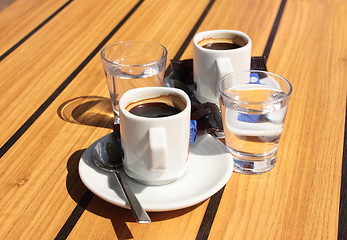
<box><xmin>216</xmin><ymin>57</ymin><xmax>234</xmax><ymax>81</ymax></box>
<box><xmin>149</xmin><ymin>128</ymin><xmax>168</xmax><ymax>171</ymax></box>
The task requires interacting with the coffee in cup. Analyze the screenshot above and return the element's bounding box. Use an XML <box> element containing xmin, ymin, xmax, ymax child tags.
<box><xmin>198</xmin><ymin>37</ymin><xmax>247</xmax><ymax>50</ymax></box>
<box><xmin>126</xmin><ymin>94</ymin><xmax>185</xmax><ymax>118</ymax></box>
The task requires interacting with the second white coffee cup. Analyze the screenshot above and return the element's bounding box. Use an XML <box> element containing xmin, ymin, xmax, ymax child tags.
<box><xmin>193</xmin><ymin>30</ymin><xmax>252</xmax><ymax>105</ymax></box>
<box><xmin>119</xmin><ymin>87</ymin><xmax>191</xmax><ymax>185</ymax></box>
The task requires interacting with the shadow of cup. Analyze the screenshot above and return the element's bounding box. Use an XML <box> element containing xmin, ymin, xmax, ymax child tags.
<box><xmin>58</xmin><ymin>96</ymin><xmax>114</xmax><ymax>128</ymax></box>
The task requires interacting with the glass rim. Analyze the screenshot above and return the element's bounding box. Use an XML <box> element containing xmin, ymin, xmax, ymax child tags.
<box><xmin>100</xmin><ymin>40</ymin><xmax>168</xmax><ymax>67</ymax></box>
<box><xmin>218</xmin><ymin>70</ymin><xmax>293</xmax><ymax>105</ymax></box>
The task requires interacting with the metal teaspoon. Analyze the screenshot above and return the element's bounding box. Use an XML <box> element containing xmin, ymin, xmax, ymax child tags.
<box><xmin>93</xmin><ymin>141</ymin><xmax>151</xmax><ymax>223</ymax></box>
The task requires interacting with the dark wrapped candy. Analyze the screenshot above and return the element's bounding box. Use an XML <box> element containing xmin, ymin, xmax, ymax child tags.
<box><xmin>170</xmin><ymin>59</ymin><xmax>194</xmax><ymax>85</ymax></box>
<box><xmin>191</xmin><ymin>102</ymin><xmax>223</xmax><ymax>135</ymax></box>
<box><xmin>250</xmin><ymin>56</ymin><xmax>267</xmax><ymax>71</ymax></box>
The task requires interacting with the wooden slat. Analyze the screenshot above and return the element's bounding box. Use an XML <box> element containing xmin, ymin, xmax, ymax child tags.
<box><xmin>0</xmin><ymin>0</ymin><xmax>138</xmax><ymax>146</ymax></box>
<box><xmin>0</xmin><ymin>0</ymin><xmax>345</xmax><ymax>239</ymax></box>
<box><xmin>0</xmin><ymin>0</ymin><xmax>68</xmax><ymax>55</ymax></box>
<box><xmin>0</xmin><ymin>0</ymin><xmax>211</xmax><ymax>239</ymax></box>
<box><xmin>0</xmin><ymin>0</ymin><xmax>281</xmax><ymax>238</ymax></box>
<box><xmin>208</xmin><ymin>0</ymin><xmax>347</xmax><ymax>239</ymax></box>
<box><xmin>0</xmin><ymin>0</ymin><xmax>136</xmax><ymax>239</ymax></box>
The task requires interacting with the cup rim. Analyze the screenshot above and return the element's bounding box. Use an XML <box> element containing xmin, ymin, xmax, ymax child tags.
<box><xmin>218</xmin><ymin>70</ymin><xmax>293</xmax><ymax>105</ymax></box>
<box><xmin>100</xmin><ymin>40</ymin><xmax>168</xmax><ymax>67</ymax></box>
<box><xmin>193</xmin><ymin>29</ymin><xmax>252</xmax><ymax>53</ymax></box>
<box><xmin>119</xmin><ymin>87</ymin><xmax>191</xmax><ymax>121</ymax></box>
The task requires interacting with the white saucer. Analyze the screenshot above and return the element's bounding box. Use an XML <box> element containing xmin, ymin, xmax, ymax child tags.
<box><xmin>79</xmin><ymin>133</ymin><xmax>233</xmax><ymax>212</ymax></box>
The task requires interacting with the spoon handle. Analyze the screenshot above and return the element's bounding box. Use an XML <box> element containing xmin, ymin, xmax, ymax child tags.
<box><xmin>113</xmin><ymin>171</ymin><xmax>151</xmax><ymax>223</ymax></box>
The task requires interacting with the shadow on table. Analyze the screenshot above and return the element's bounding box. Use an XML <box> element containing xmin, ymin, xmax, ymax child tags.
<box><xmin>57</xmin><ymin>96</ymin><xmax>114</xmax><ymax>129</ymax></box>
<box><xmin>66</xmin><ymin>149</ymin><xmax>203</xmax><ymax>239</ymax></box>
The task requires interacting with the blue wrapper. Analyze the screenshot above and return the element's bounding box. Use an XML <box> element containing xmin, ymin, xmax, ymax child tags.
<box><xmin>190</xmin><ymin>120</ymin><xmax>197</xmax><ymax>143</ymax></box>
<box><xmin>249</xmin><ymin>72</ymin><xmax>261</xmax><ymax>84</ymax></box>
<box><xmin>237</xmin><ymin>113</ymin><xmax>261</xmax><ymax>123</ymax></box>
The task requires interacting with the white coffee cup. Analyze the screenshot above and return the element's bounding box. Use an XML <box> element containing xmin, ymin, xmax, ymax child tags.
<box><xmin>119</xmin><ymin>87</ymin><xmax>191</xmax><ymax>185</ymax></box>
<box><xmin>193</xmin><ymin>30</ymin><xmax>252</xmax><ymax>105</ymax></box>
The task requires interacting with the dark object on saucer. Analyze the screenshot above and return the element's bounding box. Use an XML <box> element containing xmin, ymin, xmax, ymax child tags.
<box><xmin>191</xmin><ymin>102</ymin><xmax>223</xmax><ymax>135</ymax></box>
<box><xmin>170</xmin><ymin>59</ymin><xmax>194</xmax><ymax>85</ymax></box>
<box><xmin>250</xmin><ymin>56</ymin><xmax>267</xmax><ymax>71</ymax></box>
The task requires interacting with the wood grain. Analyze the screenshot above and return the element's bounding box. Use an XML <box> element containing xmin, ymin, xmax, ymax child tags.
<box><xmin>0</xmin><ymin>0</ymin><xmax>138</xmax><ymax>146</ymax></box>
<box><xmin>0</xmin><ymin>0</ymin><xmax>68</xmax><ymax>55</ymax></box>
<box><xmin>0</xmin><ymin>0</ymin><xmax>279</xmax><ymax>238</ymax></box>
<box><xmin>0</xmin><ymin>0</ymin><xmax>345</xmax><ymax>239</ymax></box>
<box><xmin>0</xmin><ymin>0</ymin><xmax>213</xmax><ymax>239</ymax></box>
<box><xmin>208</xmin><ymin>0</ymin><xmax>347</xmax><ymax>239</ymax></box>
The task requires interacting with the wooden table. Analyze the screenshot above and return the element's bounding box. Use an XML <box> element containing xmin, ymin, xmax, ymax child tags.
<box><xmin>0</xmin><ymin>0</ymin><xmax>346</xmax><ymax>239</ymax></box>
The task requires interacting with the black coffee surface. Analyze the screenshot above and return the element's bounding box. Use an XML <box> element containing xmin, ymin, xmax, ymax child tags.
<box><xmin>129</xmin><ymin>102</ymin><xmax>180</xmax><ymax>118</ymax></box>
<box><xmin>202</xmin><ymin>42</ymin><xmax>242</xmax><ymax>50</ymax></box>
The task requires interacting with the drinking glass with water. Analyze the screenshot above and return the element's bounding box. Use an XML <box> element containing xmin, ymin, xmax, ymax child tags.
<box><xmin>218</xmin><ymin>70</ymin><xmax>292</xmax><ymax>174</ymax></box>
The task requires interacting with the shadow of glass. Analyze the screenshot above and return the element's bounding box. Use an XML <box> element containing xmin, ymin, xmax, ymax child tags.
<box><xmin>58</xmin><ymin>96</ymin><xmax>114</xmax><ymax>128</ymax></box>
